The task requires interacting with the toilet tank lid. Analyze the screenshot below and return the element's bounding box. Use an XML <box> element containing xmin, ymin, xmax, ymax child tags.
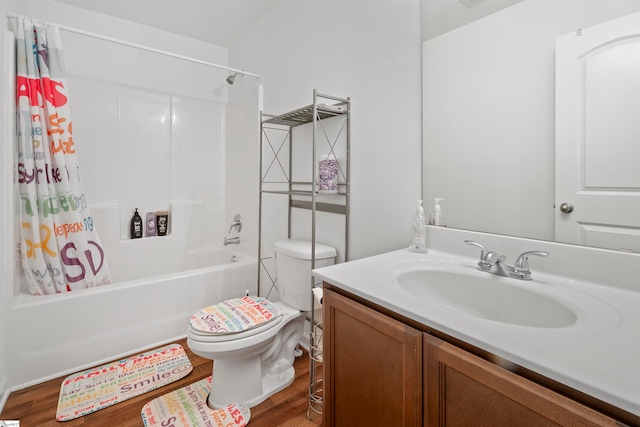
<box><xmin>274</xmin><ymin>239</ymin><xmax>337</xmax><ymax>260</ymax></box>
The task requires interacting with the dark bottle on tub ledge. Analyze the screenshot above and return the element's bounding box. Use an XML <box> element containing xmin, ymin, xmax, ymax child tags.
<box><xmin>156</xmin><ymin>210</ymin><xmax>169</xmax><ymax>236</ymax></box>
<box><xmin>130</xmin><ymin>208</ymin><xmax>143</xmax><ymax>239</ymax></box>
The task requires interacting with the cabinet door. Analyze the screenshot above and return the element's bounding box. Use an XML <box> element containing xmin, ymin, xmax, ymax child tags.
<box><xmin>324</xmin><ymin>289</ymin><xmax>422</xmax><ymax>427</ymax></box>
<box><xmin>424</xmin><ymin>334</ymin><xmax>620</xmax><ymax>427</ymax></box>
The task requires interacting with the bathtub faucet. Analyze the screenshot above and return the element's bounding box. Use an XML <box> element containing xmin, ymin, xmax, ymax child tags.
<box><xmin>228</xmin><ymin>213</ymin><xmax>242</xmax><ymax>234</ymax></box>
<box><xmin>224</xmin><ymin>236</ymin><xmax>240</xmax><ymax>246</ymax></box>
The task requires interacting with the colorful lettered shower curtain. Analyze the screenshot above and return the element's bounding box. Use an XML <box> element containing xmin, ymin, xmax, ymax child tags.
<box><xmin>15</xmin><ymin>17</ymin><xmax>111</xmax><ymax>295</ymax></box>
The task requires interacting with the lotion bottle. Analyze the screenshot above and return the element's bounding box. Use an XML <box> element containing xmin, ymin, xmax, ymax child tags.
<box><xmin>429</xmin><ymin>198</ymin><xmax>446</xmax><ymax>227</ymax></box>
<box><xmin>410</xmin><ymin>199</ymin><xmax>428</xmax><ymax>253</ymax></box>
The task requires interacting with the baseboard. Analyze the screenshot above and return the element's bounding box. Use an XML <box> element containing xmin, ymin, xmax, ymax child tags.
<box><xmin>0</xmin><ymin>375</ymin><xmax>9</xmax><ymax>415</ymax></box>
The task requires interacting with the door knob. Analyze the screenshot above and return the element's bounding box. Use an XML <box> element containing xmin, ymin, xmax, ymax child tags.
<box><xmin>559</xmin><ymin>202</ymin><xmax>574</xmax><ymax>213</ymax></box>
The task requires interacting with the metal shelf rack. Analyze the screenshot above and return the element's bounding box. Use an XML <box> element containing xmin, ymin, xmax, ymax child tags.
<box><xmin>258</xmin><ymin>90</ymin><xmax>350</xmax><ymax>419</ymax></box>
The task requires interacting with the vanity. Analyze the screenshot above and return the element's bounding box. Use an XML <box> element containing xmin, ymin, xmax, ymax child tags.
<box><xmin>313</xmin><ymin>227</ymin><xmax>640</xmax><ymax>426</ymax></box>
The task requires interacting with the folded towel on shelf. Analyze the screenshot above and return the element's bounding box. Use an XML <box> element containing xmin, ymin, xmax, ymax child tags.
<box><xmin>317</xmin><ymin>103</ymin><xmax>344</xmax><ymax>113</ymax></box>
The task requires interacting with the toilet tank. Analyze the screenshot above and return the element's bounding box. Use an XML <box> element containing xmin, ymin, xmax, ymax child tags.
<box><xmin>274</xmin><ymin>239</ymin><xmax>337</xmax><ymax>311</ymax></box>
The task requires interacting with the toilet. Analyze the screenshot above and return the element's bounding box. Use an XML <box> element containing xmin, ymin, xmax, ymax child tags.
<box><xmin>187</xmin><ymin>238</ymin><xmax>336</xmax><ymax>409</ymax></box>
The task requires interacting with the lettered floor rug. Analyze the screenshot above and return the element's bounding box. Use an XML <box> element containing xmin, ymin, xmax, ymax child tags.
<box><xmin>56</xmin><ymin>343</ymin><xmax>193</xmax><ymax>421</ymax></box>
<box><xmin>141</xmin><ymin>376</ymin><xmax>251</xmax><ymax>427</ymax></box>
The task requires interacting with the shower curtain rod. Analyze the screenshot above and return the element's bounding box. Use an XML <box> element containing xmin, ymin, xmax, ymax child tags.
<box><xmin>6</xmin><ymin>12</ymin><xmax>261</xmax><ymax>79</ymax></box>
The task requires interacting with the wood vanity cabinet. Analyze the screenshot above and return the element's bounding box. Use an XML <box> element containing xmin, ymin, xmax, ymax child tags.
<box><xmin>424</xmin><ymin>334</ymin><xmax>620</xmax><ymax>426</ymax></box>
<box><xmin>323</xmin><ymin>287</ymin><xmax>628</xmax><ymax>427</ymax></box>
<box><xmin>323</xmin><ymin>288</ymin><xmax>423</xmax><ymax>426</ymax></box>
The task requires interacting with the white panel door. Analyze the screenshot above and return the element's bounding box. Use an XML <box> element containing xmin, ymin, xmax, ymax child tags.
<box><xmin>556</xmin><ymin>12</ymin><xmax>640</xmax><ymax>252</ymax></box>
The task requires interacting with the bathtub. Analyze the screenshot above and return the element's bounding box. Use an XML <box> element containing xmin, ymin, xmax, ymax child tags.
<box><xmin>8</xmin><ymin>247</ymin><xmax>257</xmax><ymax>389</ymax></box>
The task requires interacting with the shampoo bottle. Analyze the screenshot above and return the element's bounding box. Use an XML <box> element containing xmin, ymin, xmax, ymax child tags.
<box><xmin>429</xmin><ymin>198</ymin><xmax>446</xmax><ymax>227</ymax></box>
<box><xmin>156</xmin><ymin>210</ymin><xmax>169</xmax><ymax>236</ymax></box>
<box><xmin>130</xmin><ymin>208</ymin><xmax>143</xmax><ymax>239</ymax></box>
<box><xmin>146</xmin><ymin>212</ymin><xmax>157</xmax><ymax>237</ymax></box>
<box><xmin>410</xmin><ymin>199</ymin><xmax>428</xmax><ymax>253</ymax></box>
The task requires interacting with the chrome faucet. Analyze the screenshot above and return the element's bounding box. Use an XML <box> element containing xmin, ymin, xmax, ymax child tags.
<box><xmin>464</xmin><ymin>240</ymin><xmax>548</xmax><ymax>281</ymax></box>
<box><xmin>228</xmin><ymin>213</ymin><xmax>242</xmax><ymax>234</ymax></box>
<box><xmin>224</xmin><ymin>236</ymin><xmax>240</xmax><ymax>246</ymax></box>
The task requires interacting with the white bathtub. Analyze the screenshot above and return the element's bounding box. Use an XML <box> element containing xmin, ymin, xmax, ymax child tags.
<box><xmin>8</xmin><ymin>247</ymin><xmax>257</xmax><ymax>388</ymax></box>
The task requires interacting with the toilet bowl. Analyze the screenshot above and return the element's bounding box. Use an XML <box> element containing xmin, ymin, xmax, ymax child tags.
<box><xmin>187</xmin><ymin>239</ymin><xmax>336</xmax><ymax>409</ymax></box>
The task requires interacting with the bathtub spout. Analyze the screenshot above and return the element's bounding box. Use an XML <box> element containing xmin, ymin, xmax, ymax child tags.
<box><xmin>224</xmin><ymin>236</ymin><xmax>240</xmax><ymax>246</ymax></box>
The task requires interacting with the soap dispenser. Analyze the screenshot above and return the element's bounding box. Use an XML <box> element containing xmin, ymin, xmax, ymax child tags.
<box><xmin>410</xmin><ymin>199</ymin><xmax>428</xmax><ymax>253</ymax></box>
<box><xmin>429</xmin><ymin>198</ymin><xmax>446</xmax><ymax>227</ymax></box>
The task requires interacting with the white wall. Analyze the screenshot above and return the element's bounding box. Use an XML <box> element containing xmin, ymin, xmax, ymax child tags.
<box><xmin>0</xmin><ymin>0</ymin><xmax>10</xmax><ymax>410</ymax></box>
<box><xmin>225</xmin><ymin>82</ymin><xmax>262</xmax><ymax>260</ymax></box>
<box><xmin>423</xmin><ymin>0</ymin><xmax>640</xmax><ymax>241</ymax></box>
<box><xmin>229</xmin><ymin>0</ymin><xmax>423</xmax><ymax>261</ymax></box>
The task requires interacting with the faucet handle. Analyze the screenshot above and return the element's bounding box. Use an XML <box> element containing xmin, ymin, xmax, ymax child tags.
<box><xmin>465</xmin><ymin>240</ymin><xmax>489</xmax><ymax>260</ymax></box>
<box><xmin>465</xmin><ymin>240</ymin><xmax>504</xmax><ymax>269</ymax></box>
<box><xmin>228</xmin><ymin>213</ymin><xmax>242</xmax><ymax>234</ymax></box>
<box><xmin>514</xmin><ymin>251</ymin><xmax>549</xmax><ymax>273</ymax></box>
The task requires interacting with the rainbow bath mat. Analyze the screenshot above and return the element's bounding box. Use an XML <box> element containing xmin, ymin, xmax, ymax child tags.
<box><xmin>56</xmin><ymin>343</ymin><xmax>193</xmax><ymax>421</ymax></box>
<box><xmin>141</xmin><ymin>376</ymin><xmax>250</xmax><ymax>427</ymax></box>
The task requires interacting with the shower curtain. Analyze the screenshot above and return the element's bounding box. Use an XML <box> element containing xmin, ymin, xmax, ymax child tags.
<box><xmin>14</xmin><ymin>17</ymin><xmax>111</xmax><ymax>295</ymax></box>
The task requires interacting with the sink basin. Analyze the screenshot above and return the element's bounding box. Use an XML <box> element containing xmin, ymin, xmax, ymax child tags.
<box><xmin>396</xmin><ymin>268</ymin><xmax>578</xmax><ymax>328</ymax></box>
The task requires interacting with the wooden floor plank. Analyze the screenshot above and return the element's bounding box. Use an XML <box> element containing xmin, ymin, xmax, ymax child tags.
<box><xmin>1</xmin><ymin>338</ymin><xmax>323</xmax><ymax>427</ymax></box>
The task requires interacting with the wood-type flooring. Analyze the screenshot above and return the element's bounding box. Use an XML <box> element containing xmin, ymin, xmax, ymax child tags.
<box><xmin>1</xmin><ymin>338</ymin><xmax>323</xmax><ymax>427</ymax></box>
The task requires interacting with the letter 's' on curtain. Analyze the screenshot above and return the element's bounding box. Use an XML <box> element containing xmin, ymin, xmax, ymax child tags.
<box><xmin>15</xmin><ymin>17</ymin><xmax>111</xmax><ymax>295</ymax></box>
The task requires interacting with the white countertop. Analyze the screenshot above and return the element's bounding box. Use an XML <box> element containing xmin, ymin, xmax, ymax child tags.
<box><xmin>312</xmin><ymin>228</ymin><xmax>640</xmax><ymax>417</ymax></box>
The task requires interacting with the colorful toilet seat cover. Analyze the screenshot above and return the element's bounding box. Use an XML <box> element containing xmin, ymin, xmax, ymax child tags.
<box><xmin>190</xmin><ymin>296</ymin><xmax>281</xmax><ymax>335</ymax></box>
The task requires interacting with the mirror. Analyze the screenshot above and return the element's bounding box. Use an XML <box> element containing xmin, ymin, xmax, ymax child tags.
<box><xmin>421</xmin><ymin>0</ymin><xmax>640</xmax><ymax>251</ymax></box>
